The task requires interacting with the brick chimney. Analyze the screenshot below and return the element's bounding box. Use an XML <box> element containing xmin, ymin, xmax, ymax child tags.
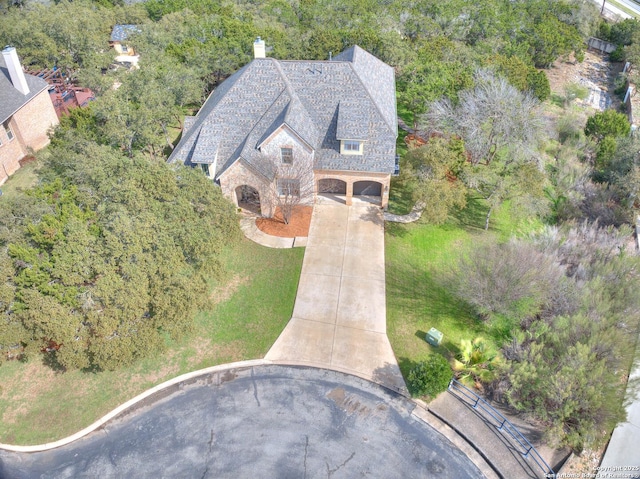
<box><xmin>2</xmin><ymin>46</ymin><xmax>29</xmax><ymax>96</ymax></box>
<box><xmin>253</xmin><ymin>37</ymin><xmax>265</xmax><ymax>59</ymax></box>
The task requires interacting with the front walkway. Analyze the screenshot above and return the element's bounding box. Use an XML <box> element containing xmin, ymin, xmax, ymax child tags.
<box><xmin>266</xmin><ymin>200</ymin><xmax>406</xmax><ymax>393</ymax></box>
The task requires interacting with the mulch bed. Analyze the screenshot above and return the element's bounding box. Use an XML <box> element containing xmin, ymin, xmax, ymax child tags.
<box><xmin>256</xmin><ymin>206</ymin><xmax>312</xmax><ymax>238</ymax></box>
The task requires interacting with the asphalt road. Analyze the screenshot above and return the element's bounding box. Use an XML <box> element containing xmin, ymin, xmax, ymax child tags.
<box><xmin>0</xmin><ymin>366</ymin><xmax>484</xmax><ymax>479</ymax></box>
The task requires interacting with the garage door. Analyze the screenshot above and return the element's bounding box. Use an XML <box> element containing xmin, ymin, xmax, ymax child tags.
<box><xmin>353</xmin><ymin>181</ymin><xmax>382</xmax><ymax>196</ymax></box>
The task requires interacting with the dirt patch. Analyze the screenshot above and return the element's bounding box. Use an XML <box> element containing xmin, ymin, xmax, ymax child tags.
<box><xmin>209</xmin><ymin>274</ymin><xmax>249</xmax><ymax>306</ymax></box>
<box><xmin>18</xmin><ymin>155</ymin><xmax>37</xmax><ymax>167</ymax></box>
<box><xmin>0</xmin><ymin>362</ymin><xmax>57</xmax><ymax>424</ymax></box>
<box><xmin>256</xmin><ymin>206</ymin><xmax>312</xmax><ymax>238</ymax></box>
<box><xmin>546</xmin><ymin>50</ymin><xmax>623</xmax><ymax>111</ymax></box>
<box><xmin>205</xmin><ymin>340</ymin><xmax>247</xmax><ymax>364</ymax></box>
<box><xmin>129</xmin><ymin>363</ymin><xmax>181</xmax><ymax>389</ymax></box>
<box><xmin>184</xmin><ymin>337</ymin><xmax>247</xmax><ymax>367</ymax></box>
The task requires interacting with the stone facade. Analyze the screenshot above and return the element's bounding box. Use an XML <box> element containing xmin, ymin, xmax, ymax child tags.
<box><xmin>0</xmin><ymin>89</ymin><xmax>58</xmax><ymax>185</ymax></box>
<box><xmin>219</xmin><ymin>159</ymin><xmax>275</xmax><ymax>217</ymax></box>
<box><xmin>220</xmin><ymin>126</ymin><xmax>317</xmax><ymax>216</ymax></box>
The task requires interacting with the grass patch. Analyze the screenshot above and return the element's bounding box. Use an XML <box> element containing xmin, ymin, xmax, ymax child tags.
<box><xmin>386</xmin><ymin>197</ymin><xmax>540</xmax><ymax>380</ymax></box>
<box><xmin>0</xmin><ymin>160</ymin><xmax>40</xmax><ymax>199</ymax></box>
<box><xmin>387</xmin><ymin>176</ymin><xmax>415</xmax><ymax>216</ymax></box>
<box><xmin>386</xmin><ymin>220</ymin><xmax>485</xmax><ymax>378</ymax></box>
<box><xmin>0</xmin><ymin>238</ymin><xmax>303</xmax><ymax>445</ymax></box>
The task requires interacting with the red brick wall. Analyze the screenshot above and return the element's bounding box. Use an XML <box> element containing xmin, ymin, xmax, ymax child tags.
<box><xmin>0</xmin><ymin>126</ymin><xmax>25</xmax><ymax>185</ymax></box>
<box><xmin>12</xmin><ymin>88</ymin><xmax>59</xmax><ymax>150</ymax></box>
<box><xmin>0</xmin><ymin>88</ymin><xmax>59</xmax><ymax>185</ymax></box>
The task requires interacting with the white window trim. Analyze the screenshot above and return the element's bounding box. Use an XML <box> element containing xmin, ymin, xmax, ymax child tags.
<box><xmin>340</xmin><ymin>140</ymin><xmax>363</xmax><ymax>155</ymax></box>
<box><xmin>2</xmin><ymin>121</ymin><xmax>14</xmax><ymax>143</ymax></box>
<box><xmin>281</xmin><ymin>146</ymin><xmax>293</xmax><ymax>165</ymax></box>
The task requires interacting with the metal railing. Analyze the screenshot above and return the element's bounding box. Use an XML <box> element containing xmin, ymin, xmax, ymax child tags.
<box><xmin>448</xmin><ymin>378</ymin><xmax>555</xmax><ymax>479</ymax></box>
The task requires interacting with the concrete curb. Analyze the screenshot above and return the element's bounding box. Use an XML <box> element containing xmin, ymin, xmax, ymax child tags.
<box><xmin>0</xmin><ymin>359</ymin><xmax>269</xmax><ymax>453</ymax></box>
<box><xmin>422</xmin><ymin>402</ymin><xmax>503</xmax><ymax>479</ymax></box>
<box><xmin>412</xmin><ymin>400</ymin><xmax>501</xmax><ymax>479</ymax></box>
<box><xmin>266</xmin><ymin>359</ymin><xmax>409</xmax><ymax>397</ymax></box>
<box><xmin>239</xmin><ymin>216</ymin><xmax>297</xmax><ymax>249</ymax></box>
<box><xmin>0</xmin><ymin>361</ymin><xmax>502</xmax><ymax>479</ymax></box>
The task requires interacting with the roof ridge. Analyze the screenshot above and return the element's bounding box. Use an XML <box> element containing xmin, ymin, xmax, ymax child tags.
<box><xmin>344</xmin><ymin>45</ymin><xmax>398</xmax><ymax>135</ymax></box>
<box><xmin>271</xmin><ymin>58</ymin><xmax>320</xmax><ymax>145</ymax></box>
<box><xmin>345</xmin><ymin>59</ymin><xmax>396</xmax><ymax>135</ymax></box>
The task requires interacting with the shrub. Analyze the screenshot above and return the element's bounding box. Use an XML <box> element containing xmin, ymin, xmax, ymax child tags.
<box><xmin>407</xmin><ymin>355</ymin><xmax>453</xmax><ymax>398</ymax></box>
<box><xmin>585</xmin><ymin>109</ymin><xmax>631</xmax><ymax>141</ymax></box>
<box><xmin>610</xmin><ymin>45</ymin><xmax>625</xmax><ymax>62</ymax></box>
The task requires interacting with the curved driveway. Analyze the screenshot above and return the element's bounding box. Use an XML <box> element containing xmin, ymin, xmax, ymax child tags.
<box><xmin>0</xmin><ymin>366</ymin><xmax>483</xmax><ymax>479</ymax></box>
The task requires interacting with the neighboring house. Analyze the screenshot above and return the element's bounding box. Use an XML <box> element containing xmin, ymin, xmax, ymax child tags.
<box><xmin>109</xmin><ymin>24</ymin><xmax>140</xmax><ymax>67</ymax></box>
<box><xmin>25</xmin><ymin>66</ymin><xmax>95</xmax><ymax>118</ymax></box>
<box><xmin>169</xmin><ymin>39</ymin><xmax>397</xmax><ymax>216</ymax></box>
<box><xmin>0</xmin><ymin>46</ymin><xmax>59</xmax><ymax>185</ymax></box>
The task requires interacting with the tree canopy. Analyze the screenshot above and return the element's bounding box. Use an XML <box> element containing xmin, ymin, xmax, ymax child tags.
<box><xmin>423</xmin><ymin>70</ymin><xmax>547</xmax><ymax>228</ymax></box>
<box><xmin>0</xmin><ymin>140</ymin><xmax>240</xmax><ymax>370</ymax></box>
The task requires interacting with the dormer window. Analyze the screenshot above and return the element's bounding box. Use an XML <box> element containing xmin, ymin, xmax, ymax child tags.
<box><xmin>281</xmin><ymin>147</ymin><xmax>293</xmax><ymax>164</ymax></box>
<box><xmin>340</xmin><ymin>140</ymin><xmax>363</xmax><ymax>155</ymax></box>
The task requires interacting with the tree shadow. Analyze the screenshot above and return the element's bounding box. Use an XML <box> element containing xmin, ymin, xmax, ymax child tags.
<box><xmin>450</xmin><ymin>196</ymin><xmax>487</xmax><ymax>231</ymax></box>
<box><xmin>41</xmin><ymin>351</ymin><xmax>67</xmax><ymax>374</ymax></box>
<box><xmin>371</xmin><ymin>361</ymin><xmax>409</xmax><ymax>396</ymax></box>
<box><xmin>356</xmin><ymin>205</ymin><xmax>384</xmax><ymax>225</ymax></box>
<box><xmin>384</xmin><ymin>221</ymin><xmax>409</xmax><ymax>237</ymax></box>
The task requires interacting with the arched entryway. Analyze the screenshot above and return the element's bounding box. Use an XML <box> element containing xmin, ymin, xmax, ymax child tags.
<box><xmin>235</xmin><ymin>185</ymin><xmax>261</xmax><ymax>214</ymax></box>
<box><xmin>353</xmin><ymin>181</ymin><xmax>382</xmax><ymax>203</ymax></box>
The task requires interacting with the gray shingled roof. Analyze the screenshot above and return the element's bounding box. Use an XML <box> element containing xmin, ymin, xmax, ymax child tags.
<box><xmin>169</xmin><ymin>45</ymin><xmax>397</xmax><ymax>178</ymax></box>
<box><xmin>336</xmin><ymin>99</ymin><xmax>369</xmax><ymax>140</ymax></box>
<box><xmin>0</xmin><ymin>55</ymin><xmax>49</xmax><ymax>124</ymax></box>
<box><xmin>110</xmin><ymin>25</ymin><xmax>140</xmax><ymax>43</ymax></box>
<box><xmin>183</xmin><ymin>116</ymin><xmax>196</xmax><ymax>133</ymax></box>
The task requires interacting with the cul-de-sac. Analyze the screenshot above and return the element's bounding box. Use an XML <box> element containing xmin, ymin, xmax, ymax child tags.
<box><xmin>0</xmin><ymin>0</ymin><xmax>639</xmax><ymax>477</ymax></box>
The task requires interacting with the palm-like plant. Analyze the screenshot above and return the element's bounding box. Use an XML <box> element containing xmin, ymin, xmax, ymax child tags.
<box><xmin>453</xmin><ymin>337</ymin><xmax>501</xmax><ymax>387</ymax></box>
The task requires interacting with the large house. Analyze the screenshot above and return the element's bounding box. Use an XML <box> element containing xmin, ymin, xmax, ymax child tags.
<box><xmin>0</xmin><ymin>46</ymin><xmax>59</xmax><ymax>185</ymax></box>
<box><xmin>169</xmin><ymin>40</ymin><xmax>397</xmax><ymax>216</ymax></box>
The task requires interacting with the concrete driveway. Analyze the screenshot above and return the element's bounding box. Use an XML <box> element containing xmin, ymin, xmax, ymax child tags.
<box><xmin>266</xmin><ymin>200</ymin><xmax>406</xmax><ymax>392</ymax></box>
<box><xmin>0</xmin><ymin>366</ymin><xmax>483</xmax><ymax>479</ymax></box>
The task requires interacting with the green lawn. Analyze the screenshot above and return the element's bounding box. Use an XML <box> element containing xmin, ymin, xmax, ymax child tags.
<box><xmin>385</xmin><ymin>193</ymin><xmax>543</xmax><ymax>379</ymax></box>
<box><xmin>0</xmin><ymin>160</ymin><xmax>40</xmax><ymax>199</ymax></box>
<box><xmin>0</xmin><ymin>238</ymin><xmax>303</xmax><ymax>445</ymax></box>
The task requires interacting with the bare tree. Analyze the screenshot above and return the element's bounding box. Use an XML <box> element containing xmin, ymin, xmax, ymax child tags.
<box><xmin>267</xmin><ymin>155</ymin><xmax>315</xmax><ymax>225</ymax></box>
<box><xmin>424</xmin><ymin>69</ymin><xmax>542</xmax><ymax>166</ymax></box>
<box><xmin>422</xmin><ymin>70</ymin><xmax>547</xmax><ymax>229</ymax></box>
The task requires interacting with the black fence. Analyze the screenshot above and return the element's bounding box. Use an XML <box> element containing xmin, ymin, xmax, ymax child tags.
<box><xmin>448</xmin><ymin>378</ymin><xmax>555</xmax><ymax>479</ymax></box>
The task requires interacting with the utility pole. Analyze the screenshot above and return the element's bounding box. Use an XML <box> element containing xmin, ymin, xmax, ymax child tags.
<box><xmin>601</xmin><ymin>0</ymin><xmax>606</xmax><ymax>15</ymax></box>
